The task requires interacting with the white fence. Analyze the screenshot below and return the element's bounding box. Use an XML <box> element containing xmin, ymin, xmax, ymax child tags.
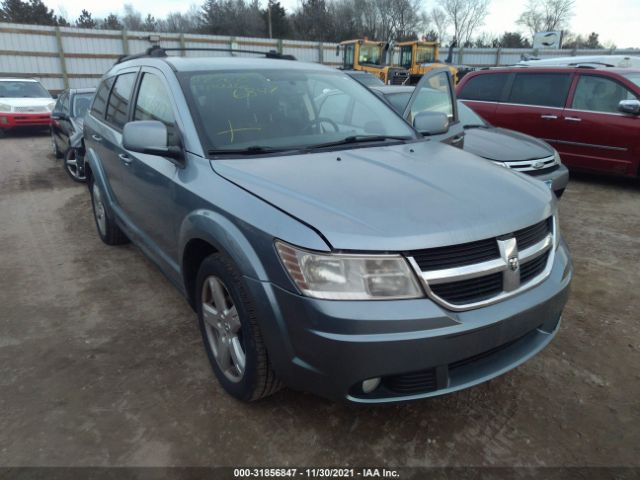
<box><xmin>0</xmin><ymin>22</ymin><xmax>638</xmax><ymax>92</ymax></box>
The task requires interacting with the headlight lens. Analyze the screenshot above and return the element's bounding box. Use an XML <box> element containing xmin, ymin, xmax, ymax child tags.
<box><xmin>553</xmin><ymin>148</ymin><xmax>562</xmax><ymax>164</ymax></box>
<box><xmin>0</xmin><ymin>103</ymin><xmax>12</xmax><ymax>112</ymax></box>
<box><xmin>275</xmin><ymin>241</ymin><xmax>423</xmax><ymax>300</ymax></box>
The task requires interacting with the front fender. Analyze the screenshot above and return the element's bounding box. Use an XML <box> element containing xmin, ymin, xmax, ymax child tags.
<box><xmin>178</xmin><ymin>209</ymin><xmax>268</xmax><ymax>282</ymax></box>
<box><xmin>85</xmin><ymin>148</ymin><xmax>116</xmax><ymax>215</ymax></box>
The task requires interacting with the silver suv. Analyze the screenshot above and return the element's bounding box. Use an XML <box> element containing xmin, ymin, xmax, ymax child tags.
<box><xmin>83</xmin><ymin>48</ymin><xmax>572</xmax><ymax>403</ymax></box>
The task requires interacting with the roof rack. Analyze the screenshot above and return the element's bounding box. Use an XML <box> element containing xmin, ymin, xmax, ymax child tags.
<box><xmin>116</xmin><ymin>45</ymin><xmax>296</xmax><ymax>64</ymax></box>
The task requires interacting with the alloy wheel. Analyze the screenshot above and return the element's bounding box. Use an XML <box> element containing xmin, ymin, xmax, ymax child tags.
<box><xmin>201</xmin><ymin>275</ymin><xmax>246</xmax><ymax>383</ymax></box>
<box><xmin>65</xmin><ymin>149</ymin><xmax>86</xmax><ymax>181</ymax></box>
<box><xmin>92</xmin><ymin>183</ymin><xmax>107</xmax><ymax>236</ymax></box>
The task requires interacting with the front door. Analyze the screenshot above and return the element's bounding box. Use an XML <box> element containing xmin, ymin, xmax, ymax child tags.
<box><xmin>120</xmin><ymin>68</ymin><xmax>182</xmax><ymax>260</ymax></box>
<box><xmin>403</xmin><ymin>67</ymin><xmax>463</xmax><ymax>146</ymax></box>
<box><xmin>558</xmin><ymin>73</ymin><xmax>640</xmax><ymax>176</ymax></box>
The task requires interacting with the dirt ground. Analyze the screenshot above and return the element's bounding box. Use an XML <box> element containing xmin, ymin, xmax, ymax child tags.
<box><xmin>0</xmin><ymin>132</ymin><xmax>639</xmax><ymax>469</ymax></box>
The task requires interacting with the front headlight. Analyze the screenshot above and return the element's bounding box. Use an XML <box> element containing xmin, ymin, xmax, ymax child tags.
<box><xmin>275</xmin><ymin>241</ymin><xmax>423</xmax><ymax>300</ymax></box>
<box><xmin>46</xmin><ymin>101</ymin><xmax>56</xmax><ymax>112</ymax></box>
<box><xmin>0</xmin><ymin>103</ymin><xmax>12</xmax><ymax>112</ymax></box>
<box><xmin>553</xmin><ymin>148</ymin><xmax>562</xmax><ymax>164</ymax></box>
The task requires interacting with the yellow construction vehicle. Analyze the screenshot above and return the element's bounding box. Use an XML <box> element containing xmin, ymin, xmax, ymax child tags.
<box><xmin>397</xmin><ymin>40</ymin><xmax>459</xmax><ymax>84</ymax></box>
<box><xmin>337</xmin><ymin>39</ymin><xmax>409</xmax><ymax>85</ymax></box>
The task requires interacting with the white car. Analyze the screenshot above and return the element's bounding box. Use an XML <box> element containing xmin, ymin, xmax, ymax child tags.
<box><xmin>0</xmin><ymin>78</ymin><xmax>55</xmax><ymax>137</ymax></box>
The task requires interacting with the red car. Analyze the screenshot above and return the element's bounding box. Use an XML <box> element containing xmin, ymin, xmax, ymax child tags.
<box><xmin>456</xmin><ymin>66</ymin><xmax>640</xmax><ymax>177</ymax></box>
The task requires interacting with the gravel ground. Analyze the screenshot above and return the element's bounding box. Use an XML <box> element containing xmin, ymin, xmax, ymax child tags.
<box><xmin>0</xmin><ymin>132</ymin><xmax>639</xmax><ymax>470</ymax></box>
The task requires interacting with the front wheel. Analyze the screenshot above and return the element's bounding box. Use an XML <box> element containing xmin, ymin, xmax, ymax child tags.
<box><xmin>51</xmin><ymin>133</ymin><xmax>62</xmax><ymax>158</ymax></box>
<box><xmin>196</xmin><ymin>253</ymin><xmax>282</xmax><ymax>401</ymax></box>
<box><xmin>63</xmin><ymin>148</ymin><xmax>86</xmax><ymax>183</ymax></box>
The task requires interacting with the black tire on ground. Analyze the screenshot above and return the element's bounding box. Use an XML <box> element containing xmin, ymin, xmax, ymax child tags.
<box><xmin>51</xmin><ymin>133</ymin><xmax>63</xmax><ymax>158</ymax></box>
<box><xmin>63</xmin><ymin>148</ymin><xmax>86</xmax><ymax>183</ymax></box>
<box><xmin>89</xmin><ymin>177</ymin><xmax>129</xmax><ymax>246</ymax></box>
<box><xmin>196</xmin><ymin>253</ymin><xmax>282</xmax><ymax>401</ymax></box>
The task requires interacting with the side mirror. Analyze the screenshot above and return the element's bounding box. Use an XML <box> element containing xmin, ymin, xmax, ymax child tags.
<box><xmin>413</xmin><ymin>111</ymin><xmax>450</xmax><ymax>136</ymax></box>
<box><xmin>618</xmin><ymin>99</ymin><xmax>640</xmax><ymax>115</ymax></box>
<box><xmin>123</xmin><ymin>120</ymin><xmax>182</xmax><ymax>161</ymax></box>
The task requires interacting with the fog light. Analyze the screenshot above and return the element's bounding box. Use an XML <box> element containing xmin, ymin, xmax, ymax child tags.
<box><xmin>0</xmin><ymin>116</ymin><xmax>8</xmax><ymax>125</ymax></box>
<box><xmin>362</xmin><ymin>377</ymin><xmax>381</xmax><ymax>394</ymax></box>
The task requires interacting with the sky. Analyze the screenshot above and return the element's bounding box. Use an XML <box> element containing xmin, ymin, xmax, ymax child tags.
<box><xmin>52</xmin><ymin>0</ymin><xmax>640</xmax><ymax>49</ymax></box>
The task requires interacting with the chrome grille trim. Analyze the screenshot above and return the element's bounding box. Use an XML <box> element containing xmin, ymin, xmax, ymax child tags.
<box><xmin>408</xmin><ymin>217</ymin><xmax>556</xmax><ymax>311</ymax></box>
<box><xmin>506</xmin><ymin>155</ymin><xmax>558</xmax><ymax>172</ymax></box>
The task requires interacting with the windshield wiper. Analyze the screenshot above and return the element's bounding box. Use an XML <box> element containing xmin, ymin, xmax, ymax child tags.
<box><xmin>304</xmin><ymin>135</ymin><xmax>411</xmax><ymax>151</ymax></box>
<box><xmin>208</xmin><ymin>146</ymin><xmax>297</xmax><ymax>156</ymax></box>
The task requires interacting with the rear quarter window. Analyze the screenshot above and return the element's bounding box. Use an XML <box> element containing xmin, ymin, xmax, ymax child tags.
<box><xmin>105</xmin><ymin>73</ymin><xmax>137</xmax><ymax>130</ymax></box>
<box><xmin>458</xmin><ymin>73</ymin><xmax>508</xmax><ymax>102</ymax></box>
<box><xmin>508</xmin><ymin>73</ymin><xmax>572</xmax><ymax>108</ymax></box>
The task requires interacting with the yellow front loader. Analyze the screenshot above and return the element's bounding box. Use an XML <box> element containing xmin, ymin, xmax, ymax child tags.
<box><xmin>338</xmin><ymin>39</ymin><xmax>409</xmax><ymax>85</ymax></box>
<box><xmin>397</xmin><ymin>40</ymin><xmax>459</xmax><ymax>84</ymax></box>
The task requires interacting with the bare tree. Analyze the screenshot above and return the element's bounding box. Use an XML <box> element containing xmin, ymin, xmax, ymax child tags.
<box><xmin>429</xmin><ymin>7</ymin><xmax>450</xmax><ymax>43</ymax></box>
<box><xmin>438</xmin><ymin>0</ymin><xmax>490</xmax><ymax>47</ymax></box>
<box><xmin>517</xmin><ymin>0</ymin><xmax>574</xmax><ymax>37</ymax></box>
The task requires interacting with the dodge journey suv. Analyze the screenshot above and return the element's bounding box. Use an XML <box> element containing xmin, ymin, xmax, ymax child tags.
<box><xmin>84</xmin><ymin>48</ymin><xmax>572</xmax><ymax>403</ymax></box>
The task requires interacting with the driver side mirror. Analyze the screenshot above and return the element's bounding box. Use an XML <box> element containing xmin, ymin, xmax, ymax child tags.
<box><xmin>123</xmin><ymin>120</ymin><xmax>183</xmax><ymax>162</ymax></box>
<box><xmin>618</xmin><ymin>99</ymin><xmax>640</xmax><ymax>115</ymax></box>
<box><xmin>413</xmin><ymin>111</ymin><xmax>450</xmax><ymax>136</ymax></box>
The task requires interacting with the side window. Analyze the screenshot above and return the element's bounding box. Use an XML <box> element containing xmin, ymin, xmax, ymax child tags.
<box><xmin>458</xmin><ymin>73</ymin><xmax>507</xmax><ymax>102</ymax></box>
<box><xmin>105</xmin><ymin>73</ymin><xmax>136</xmax><ymax>130</ymax></box>
<box><xmin>133</xmin><ymin>72</ymin><xmax>178</xmax><ymax>145</ymax></box>
<box><xmin>90</xmin><ymin>77</ymin><xmax>114</xmax><ymax>119</ymax></box>
<box><xmin>53</xmin><ymin>94</ymin><xmax>65</xmax><ymax>114</ymax></box>
<box><xmin>508</xmin><ymin>73</ymin><xmax>571</xmax><ymax>108</ymax></box>
<box><xmin>572</xmin><ymin>75</ymin><xmax>638</xmax><ymax>113</ymax></box>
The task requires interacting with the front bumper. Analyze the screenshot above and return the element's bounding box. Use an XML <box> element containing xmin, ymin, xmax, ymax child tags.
<box><xmin>246</xmin><ymin>240</ymin><xmax>572</xmax><ymax>403</ymax></box>
<box><xmin>0</xmin><ymin>112</ymin><xmax>51</xmax><ymax>129</ymax></box>
<box><xmin>528</xmin><ymin>164</ymin><xmax>569</xmax><ymax>198</ymax></box>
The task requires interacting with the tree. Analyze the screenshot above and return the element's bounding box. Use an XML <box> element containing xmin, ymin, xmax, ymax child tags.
<box><xmin>160</xmin><ymin>6</ymin><xmax>201</xmax><ymax>33</ymax></box>
<box><xmin>76</xmin><ymin>9</ymin><xmax>96</xmax><ymax>28</ymax></box>
<box><xmin>262</xmin><ymin>1</ymin><xmax>289</xmax><ymax>39</ymax></box>
<box><xmin>142</xmin><ymin>14</ymin><xmax>157</xmax><ymax>32</ymax></box>
<box><xmin>121</xmin><ymin>4</ymin><xmax>142</xmax><ymax>31</ymax></box>
<box><xmin>429</xmin><ymin>7</ymin><xmax>450</xmax><ymax>44</ymax></box>
<box><xmin>100</xmin><ymin>13</ymin><xmax>122</xmax><ymax>30</ymax></box>
<box><xmin>0</xmin><ymin>0</ymin><xmax>57</xmax><ymax>25</ymax></box>
<box><xmin>201</xmin><ymin>0</ymin><xmax>265</xmax><ymax>38</ymax></box>
<box><xmin>585</xmin><ymin>32</ymin><xmax>603</xmax><ymax>49</ymax></box>
<box><xmin>498</xmin><ymin>31</ymin><xmax>531</xmax><ymax>48</ymax></box>
<box><xmin>438</xmin><ymin>0</ymin><xmax>490</xmax><ymax>47</ymax></box>
<box><xmin>290</xmin><ymin>0</ymin><xmax>334</xmax><ymax>41</ymax></box>
<box><xmin>517</xmin><ymin>0</ymin><xmax>574</xmax><ymax>37</ymax></box>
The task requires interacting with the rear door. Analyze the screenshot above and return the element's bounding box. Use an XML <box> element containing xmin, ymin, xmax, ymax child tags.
<box><xmin>403</xmin><ymin>67</ymin><xmax>464</xmax><ymax>146</ymax></box>
<box><xmin>456</xmin><ymin>72</ymin><xmax>509</xmax><ymax>123</ymax></box>
<box><xmin>494</xmin><ymin>71</ymin><xmax>573</xmax><ymax>143</ymax></box>
<box><xmin>559</xmin><ymin>73</ymin><xmax>640</xmax><ymax>176</ymax></box>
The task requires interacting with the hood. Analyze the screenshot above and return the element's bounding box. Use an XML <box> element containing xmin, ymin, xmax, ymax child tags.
<box><xmin>0</xmin><ymin>97</ymin><xmax>54</xmax><ymax>111</ymax></box>
<box><xmin>211</xmin><ymin>141</ymin><xmax>555</xmax><ymax>251</ymax></box>
<box><xmin>463</xmin><ymin>127</ymin><xmax>553</xmax><ymax>162</ymax></box>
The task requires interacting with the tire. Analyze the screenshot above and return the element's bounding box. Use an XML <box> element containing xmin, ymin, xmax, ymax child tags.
<box><xmin>51</xmin><ymin>133</ymin><xmax>63</xmax><ymax>158</ymax></box>
<box><xmin>196</xmin><ymin>253</ymin><xmax>282</xmax><ymax>401</ymax></box>
<box><xmin>63</xmin><ymin>148</ymin><xmax>86</xmax><ymax>183</ymax></box>
<box><xmin>89</xmin><ymin>178</ymin><xmax>129</xmax><ymax>245</ymax></box>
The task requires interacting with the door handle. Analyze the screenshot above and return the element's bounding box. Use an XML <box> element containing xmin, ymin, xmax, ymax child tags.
<box><xmin>565</xmin><ymin>116</ymin><xmax>582</xmax><ymax>122</ymax></box>
<box><xmin>118</xmin><ymin>153</ymin><xmax>133</xmax><ymax>165</ymax></box>
<box><xmin>91</xmin><ymin>134</ymin><xmax>102</xmax><ymax>141</ymax></box>
<box><xmin>540</xmin><ymin>114</ymin><xmax>558</xmax><ymax>120</ymax></box>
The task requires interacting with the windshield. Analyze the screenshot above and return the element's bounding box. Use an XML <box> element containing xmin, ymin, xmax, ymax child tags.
<box><xmin>457</xmin><ymin>101</ymin><xmax>487</xmax><ymax>126</ymax></box>
<box><xmin>416</xmin><ymin>45</ymin><xmax>436</xmax><ymax>64</ymax></box>
<box><xmin>0</xmin><ymin>81</ymin><xmax>51</xmax><ymax>98</ymax></box>
<box><xmin>72</xmin><ymin>92</ymin><xmax>94</xmax><ymax>118</ymax></box>
<box><xmin>359</xmin><ymin>44</ymin><xmax>382</xmax><ymax>65</ymax></box>
<box><xmin>180</xmin><ymin>69</ymin><xmax>415</xmax><ymax>153</ymax></box>
<box><xmin>623</xmin><ymin>73</ymin><xmax>640</xmax><ymax>88</ymax></box>
<box><xmin>353</xmin><ymin>73</ymin><xmax>385</xmax><ymax>87</ymax></box>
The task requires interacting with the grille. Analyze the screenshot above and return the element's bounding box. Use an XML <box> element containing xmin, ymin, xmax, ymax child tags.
<box><xmin>514</xmin><ymin>218</ymin><xmax>552</xmax><ymax>250</ymax></box>
<box><xmin>410</xmin><ymin>237</ymin><xmax>499</xmax><ymax>271</ymax></box>
<box><xmin>430</xmin><ymin>272</ymin><xmax>503</xmax><ymax>305</ymax></box>
<box><xmin>13</xmin><ymin>106</ymin><xmax>48</xmax><ymax>113</ymax></box>
<box><xmin>520</xmin><ymin>251</ymin><xmax>550</xmax><ymax>284</ymax></box>
<box><xmin>449</xmin><ymin>330</ymin><xmax>533</xmax><ymax>371</ymax></box>
<box><xmin>507</xmin><ymin>155</ymin><xmax>558</xmax><ymax>173</ymax></box>
<box><xmin>383</xmin><ymin>368</ymin><xmax>437</xmax><ymax>394</ymax></box>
